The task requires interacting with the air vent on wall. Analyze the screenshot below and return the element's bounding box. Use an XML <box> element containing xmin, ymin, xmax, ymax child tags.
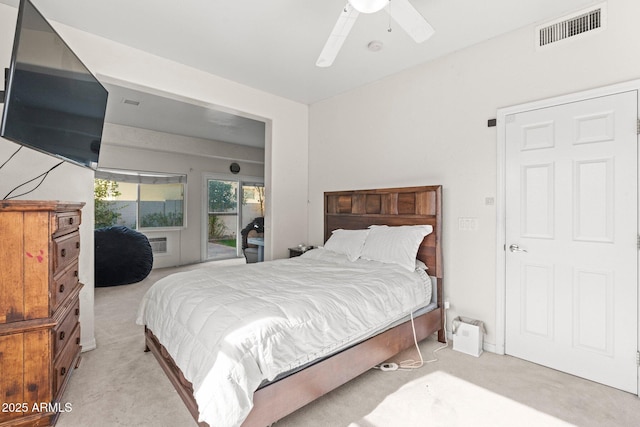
<box><xmin>121</xmin><ymin>98</ymin><xmax>141</xmax><ymax>106</ymax></box>
<box><xmin>148</xmin><ymin>237</ymin><xmax>167</xmax><ymax>254</ymax></box>
<box><xmin>537</xmin><ymin>3</ymin><xmax>606</xmax><ymax>48</ymax></box>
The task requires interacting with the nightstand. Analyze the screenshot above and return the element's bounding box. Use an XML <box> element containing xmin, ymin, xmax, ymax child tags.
<box><xmin>289</xmin><ymin>246</ymin><xmax>313</xmax><ymax>258</ymax></box>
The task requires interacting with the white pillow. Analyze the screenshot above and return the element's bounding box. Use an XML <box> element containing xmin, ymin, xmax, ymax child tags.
<box><xmin>361</xmin><ymin>225</ymin><xmax>433</xmax><ymax>271</ymax></box>
<box><xmin>415</xmin><ymin>259</ymin><xmax>429</xmax><ymax>271</ymax></box>
<box><xmin>324</xmin><ymin>229</ymin><xmax>370</xmax><ymax>261</ymax></box>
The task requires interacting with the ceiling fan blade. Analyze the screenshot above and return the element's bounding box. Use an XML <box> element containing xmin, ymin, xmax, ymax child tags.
<box><xmin>386</xmin><ymin>0</ymin><xmax>434</xmax><ymax>43</ymax></box>
<box><xmin>316</xmin><ymin>3</ymin><xmax>359</xmax><ymax>68</ymax></box>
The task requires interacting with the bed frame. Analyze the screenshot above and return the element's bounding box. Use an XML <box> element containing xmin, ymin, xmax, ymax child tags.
<box><xmin>144</xmin><ymin>185</ymin><xmax>444</xmax><ymax>427</ymax></box>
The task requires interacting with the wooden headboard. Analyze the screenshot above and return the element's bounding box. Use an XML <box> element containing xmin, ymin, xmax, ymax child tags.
<box><xmin>324</xmin><ymin>185</ymin><xmax>443</xmax><ymax>279</ymax></box>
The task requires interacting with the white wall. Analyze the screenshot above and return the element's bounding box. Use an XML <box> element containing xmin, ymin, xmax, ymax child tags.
<box><xmin>308</xmin><ymin>0</ymin><xmax>640</xmax><ymax>349</ymax></box>
<box><xmin>0</xmin><ymin>3</ymin><xmax>309</xmax><ymax>351</ymax></box>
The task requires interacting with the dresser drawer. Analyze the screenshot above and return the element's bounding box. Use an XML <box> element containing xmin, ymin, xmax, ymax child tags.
<box><xmin>53</xmin><ymin>231</ymin><xmax>80</xmax><ymax>275</ymax></box>
<box><xmin>52</xmin><ymin>298</ymin><xmax>80</xmax><ymax>358</ymax></box>
<box><xmin>51</xmin><ymin>262</ymin><xmax>80</xmax><ymax>313</ymax></box>
<box><xmin>53</xmin><ymin>211</ymin><xmax>81</xmax><ymax>237</ymax></box>
<box><xmin>53</xmin><ymin>324</ymin><xmax>80</xmax><ymax>399</ymax></box>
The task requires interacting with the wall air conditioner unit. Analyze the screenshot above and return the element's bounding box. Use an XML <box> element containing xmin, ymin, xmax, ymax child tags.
<box><xmin>148</xmin><ymin>237</ymin><xmax>168</xmax><ymax>254</ymax></box>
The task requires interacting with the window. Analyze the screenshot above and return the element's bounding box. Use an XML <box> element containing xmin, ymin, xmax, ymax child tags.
<box><xmin>94</xmin><ymin>169</ymin><xmax>186</xmax><ymax>230</ymax></box>
<box><xmin>140</xmin><ymin>183</ymin><xmax>184</xmax><ymax>227</ymax></box>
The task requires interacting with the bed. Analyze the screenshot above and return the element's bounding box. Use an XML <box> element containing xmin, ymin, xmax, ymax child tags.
<box><xmin>138</xmin><ymin>185</ymin><xmax>444</xmax><ymax>427</ymax></box>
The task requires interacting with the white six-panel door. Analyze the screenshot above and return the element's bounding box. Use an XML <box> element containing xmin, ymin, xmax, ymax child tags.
<box><xmin>505</xmin><ymin>91</ymin><xmax>638</xmax><ymax>393</ymax></box>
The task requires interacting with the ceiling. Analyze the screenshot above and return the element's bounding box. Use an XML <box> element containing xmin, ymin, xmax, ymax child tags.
<box><xmin>0</xmin><ymin>0</ymin><xmax>601</xmax><ymax>147</ymax></box>
<box><xmin>101</xmin><ymin>83</ymin><xmax>267</xmax><ymax>149</ymax></box>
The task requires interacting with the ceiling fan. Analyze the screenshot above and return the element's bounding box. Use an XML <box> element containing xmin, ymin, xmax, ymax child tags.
<box><xmin>316</xmin><ymin>0</ymin><xmax>435</xmax><ymax>67</ymax></box>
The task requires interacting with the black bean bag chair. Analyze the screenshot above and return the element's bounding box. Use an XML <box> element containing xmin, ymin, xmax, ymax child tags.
<box><xmin>95</xmin><ymin>226</ymin><xmax>153</xmax><ymax>287</ymax></box>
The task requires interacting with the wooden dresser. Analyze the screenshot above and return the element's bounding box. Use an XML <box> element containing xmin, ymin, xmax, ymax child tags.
<box><xmin>0</xmin><ymin>201</ymin><xmax>84</xmax><ymax>427</ymax></box>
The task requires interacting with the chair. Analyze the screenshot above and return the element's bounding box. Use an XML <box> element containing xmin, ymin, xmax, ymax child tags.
<box><xmin>95</xmin><ymin>226</ymin><xmax>153</xmax><ymax>287</ymax></box>
<box><xmin>241</xmin><ymin>217</ymin><xmax>264</xmax><ymax>263</ymax></box>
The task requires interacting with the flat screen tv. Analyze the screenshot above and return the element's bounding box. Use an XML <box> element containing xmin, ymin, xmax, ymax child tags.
<box><xmin>0</xmin><ymin>0</ymin><xmax>108</xmax><ymax>169</ymax></box>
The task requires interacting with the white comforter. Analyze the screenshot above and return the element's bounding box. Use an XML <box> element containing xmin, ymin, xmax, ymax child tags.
<box><xmin>136</xmin><ymin>249</ymin><xmax>431</xmax><ymax>427</ymax></box>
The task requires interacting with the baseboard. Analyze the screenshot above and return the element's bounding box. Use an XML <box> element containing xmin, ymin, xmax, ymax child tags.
<box><xmin>483</xmin><ymin>341</ymin><xmax>496</xmax><ymax>353</ymax></box>
<box><xmin>81</xmin><ymin>336</ymin><xmax>97</xmax><ymax>352</ymax></box>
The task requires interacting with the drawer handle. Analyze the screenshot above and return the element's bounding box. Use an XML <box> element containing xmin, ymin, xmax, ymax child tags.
<box><xmin>61</xmin><ymin>367</ymin><xmax>66</xmax><ymax>376</ymax></box>
<box><xmin>75</xmin><ymin>308</ymin><xmax>80</xmax><ymax>316</ymax></box>
<box><xmin>59</xmin><ymin>284</ymin><xmax>65</xmax><ymax>293</ymax></box>
<box><xmin>76</xmin><ymin>242</ymin><xmax>80</xmax><ymax>249</ymax></box>
<box><xmin>68</xmin><ymin>217</ymin><xmax>74</xmax><ymax>225</ymax></box>
<box><xmin>74</xmin><ymin>270</ymin><xmax>78</xmax><ymax>277</ymax></box>
<box><xmin>59</xmin><ymin>331</ymin><xmax>66</xmax><ymax>341</ymax></box>
<box><xmin>61</xmin><ymin>248</ymin><xmax>66</xmax><ymax>257</ymax></box>
<box><xmin>76</xmin><ymin>337</ymin><xmax>80</xmax><ymax>345</ymax></box>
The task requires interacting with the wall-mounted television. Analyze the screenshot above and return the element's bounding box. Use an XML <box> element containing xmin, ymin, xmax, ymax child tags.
<box><xmin>0</xmin><ymin>0</ymin><xmax>108</xmax><ymax>170</ymax></box>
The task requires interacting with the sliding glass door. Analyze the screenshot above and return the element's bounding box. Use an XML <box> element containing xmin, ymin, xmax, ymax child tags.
<box><xmin>207</xmin><ymin>179</ymin><xmax>239</xmax><ymax>260</ymax></box>
<box><xmin>205</xmin><ymin>177</ymin><xmax>264</xmax><ymax>261</ymax></box>
<box><xmin>241</xmin><ymin>182</ymin><xmax>265</xmax><ymax>228</ymax></box>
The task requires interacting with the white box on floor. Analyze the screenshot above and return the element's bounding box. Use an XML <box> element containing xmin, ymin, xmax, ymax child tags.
<box><xmin>452</xmin><ymin>316</ymin><xmax>484</xmax><ymax>357</ymax></box>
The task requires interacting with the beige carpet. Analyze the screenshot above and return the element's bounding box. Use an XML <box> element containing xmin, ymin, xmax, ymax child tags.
<box><xmin>58</xmin><ymin>260</ymin><xmax>640</xmax><ymax>427</ymax></box>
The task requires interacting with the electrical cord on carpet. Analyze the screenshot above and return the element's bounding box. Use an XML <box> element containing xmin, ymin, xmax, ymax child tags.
<box><xmin>374</xmin><ymin>308</ymin><xmax>449</xmax><ymax>372</ymax></box>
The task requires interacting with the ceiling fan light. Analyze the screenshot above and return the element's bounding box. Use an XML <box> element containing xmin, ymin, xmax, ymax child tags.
<box><xmin>348</xmin><ymin>0</ymin><xmax>388</xmax><ymax>14</ymax></box>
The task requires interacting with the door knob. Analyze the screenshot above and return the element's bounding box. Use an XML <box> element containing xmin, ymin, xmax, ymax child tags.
<box><xmin>509</xmin><ymin>244</ymin><xmax>528</xmax><ymax>253</ymax></box>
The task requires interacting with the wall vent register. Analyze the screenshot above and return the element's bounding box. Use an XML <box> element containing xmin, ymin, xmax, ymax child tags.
<box><xmin>537</xmin><ymin>3</ymin><xmax>605</xmax><ymax>47</ymax></box>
